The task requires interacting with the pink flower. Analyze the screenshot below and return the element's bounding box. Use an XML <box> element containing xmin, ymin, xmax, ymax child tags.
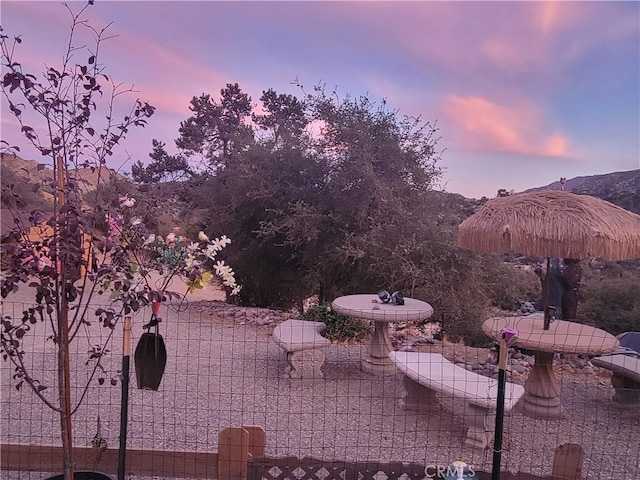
<box><xmin>105</xmin><ymin>214</ymin><xmax>123</xmax><ymax>238</ymax></box>
<box><xmin>37</xmin><ymin>256</ymin><xmax>53</xmax><ymax>271</ymax></box>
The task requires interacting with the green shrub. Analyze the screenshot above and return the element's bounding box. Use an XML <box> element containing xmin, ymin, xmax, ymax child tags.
<box><xmin>579</xmin><ymin>270</ymin><xmax>640</xmax><ymax>335</ymax></box>
<box><xmin>486</xmin><ymin>262</ymin><xmax>541</xmax><ymax>311</ymax></box>
<box><xmin>302</xmin><ymin>304</ymin><xmax>371</xmax><ymax>342</ymax></box>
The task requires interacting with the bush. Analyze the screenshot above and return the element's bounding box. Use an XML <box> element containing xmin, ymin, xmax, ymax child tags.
<box><xmin>579</xmin><ymin>270</ymin><xmax>640</xmax><ymax>335</ymax></box>
<box><xmin>302</xmin><ymin>304</ymin><xmax>371</xmax><ymax>342</ymax></box>
<box><xmin>486</xmin><ymin>262</ymin><xmax>541</xmax><ymax>311</ymax></box>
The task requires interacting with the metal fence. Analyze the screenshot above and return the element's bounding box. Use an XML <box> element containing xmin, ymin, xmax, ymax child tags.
<box><xmin>1</xmin><ymin>300</ymin><xmax>638</xmax><ymax>479</ymax></box>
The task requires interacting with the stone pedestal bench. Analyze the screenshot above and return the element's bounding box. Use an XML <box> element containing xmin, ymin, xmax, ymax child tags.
<box><xmin>592</xmin><ymin>354</ymin><xmax>640</xmax><ymax>404</ymax></box>
<box><xmin>273</xmin><ymin>319</ymin><xmax>331</xmax><ymax>382</ymax></box>
<box><xmin>591</xmin><ymin>331</ymin><xmax>640</xmax><ymax>404</ymax></box>
<box><xmin>390</xmin><ymin>351</ymin><xmax>525</xmax><ymax>449</ymax></box>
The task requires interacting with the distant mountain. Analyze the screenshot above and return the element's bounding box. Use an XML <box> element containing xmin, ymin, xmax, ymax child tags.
<box><xmin>523</xmin><ymin>169</ymin><xmax>640</xmax><ymax>215</ymax></box>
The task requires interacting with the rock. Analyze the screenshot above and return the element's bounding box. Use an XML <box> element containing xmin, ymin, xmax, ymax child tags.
<box><xmin>574</xmin><ymin>357</ymin><xmax>588</xmax><ymax>368</ymax></box>
<box><xmin>415</xmin><ymin>334</ymin><xmax>435</xmax><ymax>345</ymax></box>
<box><xmin>512</xmin><ymin>364</ymin><xmax>527</xmax><ymax>374</ymax></box>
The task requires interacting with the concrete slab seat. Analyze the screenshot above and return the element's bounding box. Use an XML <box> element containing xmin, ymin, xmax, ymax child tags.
<box><xmin>273</xmin><ymin>319</ymin><xmax>331</xmax><ymax>381</ymax></box>
<box><xmin>592</xmin><ymin>332</ymin><xmax>640</xmax><ymax>404</ymax></box>
<box><xmin>390</xmin><ymin>351</ymin><xmax>525</xmax><ymax>449</ymax></box>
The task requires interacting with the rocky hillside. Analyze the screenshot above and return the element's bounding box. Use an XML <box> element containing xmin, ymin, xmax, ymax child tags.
<box><xmin>1</xmin><ymin>152</ymin><xmax>126</xmax><ymax>207</ymax></box>
<box><xmin>523</xmin><ymin>169</ymin><xmax>640</xmax><ymax>214</ymax></box>
<box><xmin>3</xmin><ymin>153</ymin><xmax>639</xmax><ymax>217</ymax></box>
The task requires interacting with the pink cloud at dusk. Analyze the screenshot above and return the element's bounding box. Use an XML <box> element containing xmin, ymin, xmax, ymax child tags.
<box><xmin>443</xmin><ymin>95</ymin><xmax>569</xmax><ymax>158</ymax></box>
<box><xmin>1</xmin><ymin>1</ymin><xmax>637</xmax><ymax>199</ymax></box>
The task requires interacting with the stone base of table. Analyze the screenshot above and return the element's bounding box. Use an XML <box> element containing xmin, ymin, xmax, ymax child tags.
<box><xmin>517</xmin><ymin>393</ymin><xmax>564</xmax><ymax>420</ymax></box>
<box><xmin>361</xmin><ymin>320</ymin><xmax>398</xmax><ymax>375</ymax></box>
<box><xmin>518</xmin><ymin>350</ymin><xmax>564</xmax><ymax>420</ymax></box>
<box><xmin>362</xmin><ymin>357</ymin><xmax>397</xmax><ymax>375</ymax></box>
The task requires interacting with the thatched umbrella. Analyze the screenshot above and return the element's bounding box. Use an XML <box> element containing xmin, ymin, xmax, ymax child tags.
<box><xmin>457</xmin><ymin>190</ymin><xmax>640</xmax><ymax>479</ymax></box>
<box><xmin>458</xmin><ymin>190</ymin><xmax>640</xmax><ymax>261</ymax></box>
<box><xmin>458</xmin><ymin>190</ymin><xmax>640</xmax><ymax>327</ymax></box>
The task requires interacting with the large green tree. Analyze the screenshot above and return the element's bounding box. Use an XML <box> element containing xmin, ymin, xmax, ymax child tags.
<box><xmin>252</xmin><ymin>88</ymin><xmax>309</xmax><ymax>149</ymax></box>
<box><xmin>131</xmin><ymin>139</ymin><xmax>191</xmax><ymax>184</ymax></box>
<box><xmin>149</xmin><ymin>83</ymin><xmax>528</xmax><ymax>342</ymax></box>
<box><xmin>175</xmin><ymin>83</ymin><xmax>253</xmax><ymax>171</ymax></box>
<box><xmin>191</xmin><ymin>86</ymin><xmax>449</xmax><ymax>311</ymax></box>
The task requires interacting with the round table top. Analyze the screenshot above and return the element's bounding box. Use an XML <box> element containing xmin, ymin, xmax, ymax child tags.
<box><xmin>482</xmin><ymin>314</ymin><xmax>619</xmax><ymax>355</ymax></box>
<box><xmin>331</xmin><ymin>294</ymin><xmax>434</xmax><ymax>322</ymax></box>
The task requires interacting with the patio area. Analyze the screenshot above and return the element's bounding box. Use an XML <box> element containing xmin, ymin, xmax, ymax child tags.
<box><xmin>1</xmin><ymin>300</ymin><xmax>639</xmax><ymax>479</ymax></box>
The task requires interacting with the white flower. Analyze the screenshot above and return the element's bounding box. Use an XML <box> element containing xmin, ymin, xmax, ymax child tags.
<box><xmin>142</xmin><ymin>234</ymin><xmax>155</xmax><ymax>246</ymax></box>
<box><xmin>198</xmin><ymin>231</ymin><xmax>209</xmax><ymax>242</ymax></box>
<box><xmin>187</xmin><ymin>242</ymin><xmax>199</xmax><ymax>252</ymax></box>
<box><xmin>119</xmin><ymin>196</ymin><xmax>135</xmax><ymax>208</ymax></box>
<box><xmin>213</xmin><ymin>260</ymin><xmax>238</xmax><ymax>289</ymax></box>
<box><xmin>131</xmin><ymin>217</ymin><xmax>142</xmax><ymax>226</ymax></box>
<box><xmin>211</xmin><ymin>235</ymin><xmax>231</xmax><ymax>252</ymax></box>
<box><xmin>205</xmin><ymin>244</ymin><xmax>218</xmax><ymax>259</ymax></box>
<box><xmin>214</xmin><ymin>260</ymin><xmax>231</xmax><ymax>276</ymax></box>
<box><xmin>166</xmin><ymin>232</ymin><xmax>176</xmax><ymax>244</ymax></box>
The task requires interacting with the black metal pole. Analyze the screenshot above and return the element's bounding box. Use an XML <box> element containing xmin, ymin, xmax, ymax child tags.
<box><xmin>543</xmin><ymin>256</ymin><xmax>551</xmax><ymax>330</ymax></box>
<box><xmin>118</xmin><ymin>316</ymin><xmax>132</xmax><ymax>480</ymax></box>
<box><xmin>491</xmin><ymin>337</ymin><xmax>508</xmax><ymax>480</ymax></box>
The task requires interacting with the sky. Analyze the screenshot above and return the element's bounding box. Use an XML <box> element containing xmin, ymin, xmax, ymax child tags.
<box><xmin>1</xmin><ymin>1</ymin><xmax>639</xmax><ymax>199</ymax></box>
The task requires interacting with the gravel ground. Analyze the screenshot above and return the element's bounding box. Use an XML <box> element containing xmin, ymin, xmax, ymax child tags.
<box><xmin>1</xmin><ymin>299</ymin><xmax>639</xmax><ymax>479</ymax></box>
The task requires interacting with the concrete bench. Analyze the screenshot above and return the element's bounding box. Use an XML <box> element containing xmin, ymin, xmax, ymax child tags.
<box><xmin>273</xmin><ymin>319</ymin><xmax>331</xmax><ymax>382</ymax></box>
<box><xmin>390</xmin><ymin>351</ymin><xmax>525</xmax><ymax>449</ymax></box>
<box><xmin>592</xmin><ymin>332</ymin><xmax>640</xmax><ymax>404</ymax></box>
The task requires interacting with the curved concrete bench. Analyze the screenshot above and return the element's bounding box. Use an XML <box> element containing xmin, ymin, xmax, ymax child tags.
<box><xmin>390</xmin><ymin>351</ymin><xmax>525</xmax><ymax>449</ymax></box>
<box><xmin>273</xmin><ymin>319</ymin><xmax>331</xmax><ymax>381</ymax></box>
<box><xmin>592</xmin><ymin>332</ymin><xmax>640</xmax><ymax>404</ymax></box>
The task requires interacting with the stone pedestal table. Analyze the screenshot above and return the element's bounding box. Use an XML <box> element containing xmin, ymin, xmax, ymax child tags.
<box><xmin>482</xmin><ymin>314</ymin><xmax>618</xmax><ymax>419</ymax></box>
<box><xmin>331</xmin><ymin>294</ymin><xmax>434</xmax><ymax>375</ymax></box>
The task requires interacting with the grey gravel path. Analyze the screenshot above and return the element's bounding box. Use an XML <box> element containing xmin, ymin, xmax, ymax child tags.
<box><xmin>1</xmin><ymin>299</ymin><xmax>639</xmax><ymax>479</ymax></box>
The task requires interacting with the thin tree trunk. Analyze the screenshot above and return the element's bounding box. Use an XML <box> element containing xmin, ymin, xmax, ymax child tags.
<box><xmin>57</xmin><ymin>158</ymin><xmax>75</xmax><ymax>480</ymax></box>
<box><xmin>59</xmin><ymin>295</ymin><xmax>74</xmax><ymax>480</ymax></box>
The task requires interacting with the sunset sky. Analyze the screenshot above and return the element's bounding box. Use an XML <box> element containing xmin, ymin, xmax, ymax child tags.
<box><xmin>1</xmin><ymin>1</ymin><xmax>638</xmax><ymax>199</ymax></box>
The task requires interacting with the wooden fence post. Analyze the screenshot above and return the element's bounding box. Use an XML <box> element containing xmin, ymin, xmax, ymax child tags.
<box><xmin>552</xmin><ymin>443</ymin><xmax>583</xmax><ymax>480</ymax></box>
<box><xmin>218</xmin><ymin>426</ymin><xmax>265</xmax><ymax>480</ymax></box>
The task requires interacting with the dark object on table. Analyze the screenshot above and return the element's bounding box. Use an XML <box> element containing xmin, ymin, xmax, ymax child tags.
<box><xmin>391</xmin><ymin>291</ymin><xmax>404</xmax><ymax>305</ymax></box>
<box><xmin>377</xmin><ymin>290</ymin><xmax>391</xmax><ymax>303</ymax></box>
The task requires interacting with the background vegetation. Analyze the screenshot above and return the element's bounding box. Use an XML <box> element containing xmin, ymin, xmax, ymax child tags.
<box><xmin>3</xmin><ymin>82</ymin><xmax>639</xmax><ymax>345</ymax></box>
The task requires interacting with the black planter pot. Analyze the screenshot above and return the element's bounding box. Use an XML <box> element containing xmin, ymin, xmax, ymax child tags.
<box><xmin>46</xmin><ymin>472</ymin><xmax>112</xmax><ymax>480</ymax></box>
<box><xmin>134</xmin><ymin>331</ymin><xmax>167</xmax><ymax>391</ymax></box>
